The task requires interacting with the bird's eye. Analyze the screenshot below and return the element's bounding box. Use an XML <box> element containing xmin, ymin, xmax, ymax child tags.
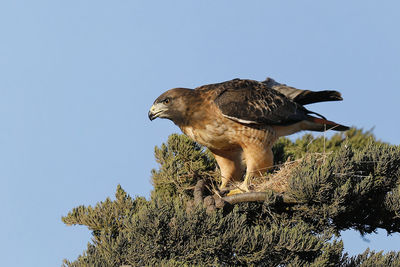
<box><xmin>164</xmin><ymin>98</ymin><xmax>170</xmax><ymax>104</ymax></box>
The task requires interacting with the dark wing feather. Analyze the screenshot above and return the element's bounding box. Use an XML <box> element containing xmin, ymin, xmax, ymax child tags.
<box><xmin>212</xmin><ymin>79</ymin><xmax>311</xmax><ymax>125</ymax></box>
<box><xmin>194</xmin><ymin>78</ymin><xmax>241</xmax><ymax>93</ymax></box>
<box><xmin>262</xmin><ymin>77</ymin><xmax>343</xmax><ymax>105</ymax></box>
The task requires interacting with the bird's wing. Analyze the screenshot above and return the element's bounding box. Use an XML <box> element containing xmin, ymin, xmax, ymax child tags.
<box><xmin>262</xmin><ymin>77</ymin><xmax>343</xmax><ymax>105</ymax></box>
<box><xmin>212</xmin><ymin>79</ymin><xmax>313</xmax><ymax>125</ymax></box>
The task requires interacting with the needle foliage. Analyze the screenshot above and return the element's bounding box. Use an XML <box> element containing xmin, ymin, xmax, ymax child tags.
<box><xmin>62</xmin><ymin>129</ymin><xmax>400</xmax><ymax>266</ymax></box>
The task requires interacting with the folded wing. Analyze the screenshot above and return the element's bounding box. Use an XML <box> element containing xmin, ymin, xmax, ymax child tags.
<box><xmin>213</xmin><ymin>79</ymin><xmax>311</xmax><ymax>125</ymax></box>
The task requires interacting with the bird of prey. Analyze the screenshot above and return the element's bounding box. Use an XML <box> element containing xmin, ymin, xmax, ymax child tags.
<box><xmin>149</xmin><ymin>78</ymin><xmax>349</xmax><ymax>193</ymax></box>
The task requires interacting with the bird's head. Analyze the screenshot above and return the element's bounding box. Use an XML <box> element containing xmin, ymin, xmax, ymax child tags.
<box><xmin>148</xmin><ymin>88</ymin><xmax>194</xmax><ymax>125</ymax></box>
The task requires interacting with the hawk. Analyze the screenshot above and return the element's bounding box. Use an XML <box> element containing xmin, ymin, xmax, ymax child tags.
<box><xmin>149</xmin><ymin>78</ymin><xmax>349</xmax><ymax>193</ymax></box>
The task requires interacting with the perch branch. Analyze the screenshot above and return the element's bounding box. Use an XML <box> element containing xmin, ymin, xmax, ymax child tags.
<box><xmin>221</xmin><ymin>192</ymin><xmax>298</xmax><ymax>205</ymax></box>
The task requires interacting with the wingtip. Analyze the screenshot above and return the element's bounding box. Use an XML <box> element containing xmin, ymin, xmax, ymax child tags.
<box><xmin>307</xmin><ymin>116</ymin><xmax>350</xmax><ymax>132</ymax></box>
<box><xmin>330</xmin><ymin>91</ymin><xmax>343</xmax><ymax>101</ymax></box>
<box><xmin>330</xmin><ymin>124</ymin><xmax>350</xmax><ymax>131</ymax></box>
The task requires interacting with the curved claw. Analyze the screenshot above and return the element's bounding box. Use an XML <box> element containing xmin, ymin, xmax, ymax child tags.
<box><xmin>226</xmin><ymin>174</ymin><xmax>251</xmax><ymax>196</ymax></box>
<box><xmin>226</xmin><ymin>188</ymin><xmax>246</xmax><ymax>196</ymax></box>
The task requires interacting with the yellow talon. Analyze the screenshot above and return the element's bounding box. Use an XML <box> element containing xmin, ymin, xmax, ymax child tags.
<box><xmin>226</xmin><ymin>173</ymin><xmax>251</xmax><ymax>196</ymax></box>
<box><xmin>226</xmin><ymin>188</ymin><xmax>245</xmax><ymax>196</ymax></box>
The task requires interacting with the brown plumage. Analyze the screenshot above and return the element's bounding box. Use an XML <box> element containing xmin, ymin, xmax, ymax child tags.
<box><xmin>149</xmin><ymin>78</ymin><xmax>349</xmax><ymax>193</ymax></box>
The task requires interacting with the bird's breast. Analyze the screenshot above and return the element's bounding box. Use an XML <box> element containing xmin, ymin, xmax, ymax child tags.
<box><xmin>179</xmin><ymin>99</ymin><xmax>278</xmax><ymax>150</ymax></box>
<box><xmin>181</xmin><ymin>118</ymin><xmax>278</xmax><ymax>151</ymax></box>
<box><xmin>180</xmin><ymin>118</ymin><xmax>236</xmax><ymax>150</ymax></box>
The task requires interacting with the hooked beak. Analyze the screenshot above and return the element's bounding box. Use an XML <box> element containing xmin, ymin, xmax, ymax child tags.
<box><xmin>148</xmin><ymin>111</ymin><xmax>156</xmax><ymax>121</ymax></box>
<box><xmin>148</xmin><ymin>106</ymin><xmax>157</xmax><ymax>121</ymax></box>
<box><xmin>148</xmin><ymin>104</ymin><xmax>163</xmax><ymax>121</ymax></box>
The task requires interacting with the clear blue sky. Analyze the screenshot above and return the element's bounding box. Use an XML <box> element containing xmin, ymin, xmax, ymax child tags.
<box><xmin>1</xmin><ymin>1</ymin><xmax>399</xmax><ymax>266</ymax></box>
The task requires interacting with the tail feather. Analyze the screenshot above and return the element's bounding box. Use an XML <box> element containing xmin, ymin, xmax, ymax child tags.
<box><xmin>294</xmin><ymin>90</ymin><xmax>343</xmax><ymax>105</ymax></box>
<box><xmin>306</xmin><ymin>116</ymin><xmax>349</xmax><ymax>132</ymax></box>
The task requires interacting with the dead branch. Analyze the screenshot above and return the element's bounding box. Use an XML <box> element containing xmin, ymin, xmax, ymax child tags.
<box><xmin>191</xmin><ymin>179</ymin><xmax>300</xmax><ymax>213</ymax></box>
<box><xmin>221</xmin><ymin>192</ymin><xmax>298</xmax><ymax>205</ymax></box>
<box><xmin>193</xmin><ymin>179</ymin><xmax>205</xmax><ymax>206</ymax></box>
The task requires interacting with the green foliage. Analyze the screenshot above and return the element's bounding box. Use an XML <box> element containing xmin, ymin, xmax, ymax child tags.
<box><xmin>62</xmin><ymin>186</ymin><xmax>147</xmax><ymax>267</ymax></box>
<box><xmin>63</xmin><ymin>129</ymin><xmax>400</xmax><ymax>266</ymax></box>
<box><xmin>123</xmin><ymin>200</ymin><xmax>344</xmax><ymax>266</ymax></box>
<box><xmin>272</xmin><ymin>128</ymin><xmax>379</xmax><ymax>164</ymax></box>
<box><xmin>343</xmin><ymin>249</ymin><xmax>400</xmax><ymax>267</ymax></box>
<box><xmin>63</xmin><ymin>192</ymin><xmax>344</xmax><ymax>266</ymax></box>
<box><xmin>287</xmin><ymin>141</ymin><xmax>400</xmax><ymax>235</ymax></box>
<box><xmin>151</xmin><ymin>133</ymin><xmax>216</xmax><ymax>200</ymax></box>
<box><xmin>62</xmin><ymin>185</ymin><xmax>145</xmax><ymax>239</ymax></box>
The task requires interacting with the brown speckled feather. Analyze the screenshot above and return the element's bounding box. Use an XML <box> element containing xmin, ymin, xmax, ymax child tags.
<box><xmin>197</xmin><ymin>79</ymin><xmax>311</xmax><ymax>125</ymax></box>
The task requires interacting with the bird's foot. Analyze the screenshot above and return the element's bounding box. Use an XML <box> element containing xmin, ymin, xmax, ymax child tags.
<box><xmin>226</xmin><ymin>188</ymin><xmax>245</xmax><ymax>196</ymax></box>
<box><xmin>226</xmin><ymin>183</ymin><xmax>250</xmax><ymax>196</ymax></box>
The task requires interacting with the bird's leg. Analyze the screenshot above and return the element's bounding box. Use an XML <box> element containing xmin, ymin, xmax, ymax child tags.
<box><xmin>210</xmin><ymin>149</ymin><xmax>244</xmax><ymax>192</ymax></box>
<box><xmin>227</xmin><ymin>146</ymin><xmax>274</xmax><ymax>196</ymax></box>
<box><xmin>241</xmin><ymin>171</ymin><xmax>251</xmax><ymax>191</ymax></box>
